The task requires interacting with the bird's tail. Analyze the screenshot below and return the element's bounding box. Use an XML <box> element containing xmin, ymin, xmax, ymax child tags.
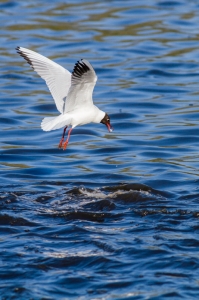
<box><xmin>41</xmin><ymin>115</ymin><xmax>71</xmax><ymax>131</ymax></box>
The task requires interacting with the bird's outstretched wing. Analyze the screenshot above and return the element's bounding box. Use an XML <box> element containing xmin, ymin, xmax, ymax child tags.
<box><xmin>64</xmin><ymin>59</ymin><xmax>97</xmax><ymax>113</ymax></box>
<box><xmin>16</xmin><ymin>46</ymin><xmax>71</xmax><ymax>114</ymax></box>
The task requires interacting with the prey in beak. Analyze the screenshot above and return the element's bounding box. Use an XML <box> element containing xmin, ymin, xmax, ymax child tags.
<box><xmin>100</xmin><ymin>113</ymin><xmax>113</xmax><ymax>132</ymax></box>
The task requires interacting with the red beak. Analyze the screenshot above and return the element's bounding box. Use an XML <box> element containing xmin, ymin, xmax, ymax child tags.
<box><xmin>106</xmin><ymin>123</ymin><xmax>113</xmax><ymax>132</ymax></box>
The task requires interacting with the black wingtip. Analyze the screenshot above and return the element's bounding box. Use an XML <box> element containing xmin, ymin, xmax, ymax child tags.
<box><xmin>72</xmin><ymin>59</ymin><xmax>90</xmax><ymax>78</ymax></box>
<box><xmin>16</xmin><ymin>47</ymin><xmax>33</xmax><ymax>67</ymax></box>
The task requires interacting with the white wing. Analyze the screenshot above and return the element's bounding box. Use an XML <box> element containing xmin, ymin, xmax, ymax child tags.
<box><xmin>64</xmin><ymin>59</ymin><xmax>97</xmax><ymax>113</ymax></box>
<box><xmin>16</xmin><ymin>46</ymin><xmax>71</xmax><ymax>114</ymax></box>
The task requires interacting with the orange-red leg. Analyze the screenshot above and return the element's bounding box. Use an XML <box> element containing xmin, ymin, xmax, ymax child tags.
<box><xmin>63</xmin><ymin>128</ymin><xmax>73</xmax><ymax>150</ymax></box>
<box><xmin>58</xmin><ymin>126</ymin><xmax>68</xmax><ymax>149</ymax></box>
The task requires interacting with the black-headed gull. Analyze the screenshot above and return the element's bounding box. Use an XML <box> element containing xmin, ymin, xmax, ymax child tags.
<box><xmin>16</xmin><ymin>47</ymin><xmax>113</xmax><ymax>150</ymax></box>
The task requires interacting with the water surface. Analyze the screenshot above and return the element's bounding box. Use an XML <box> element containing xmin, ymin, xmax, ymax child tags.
<box><xmin>1</xmin><ymin>0</ymin><xmax>199</xmax><ymax>298</ymax></box>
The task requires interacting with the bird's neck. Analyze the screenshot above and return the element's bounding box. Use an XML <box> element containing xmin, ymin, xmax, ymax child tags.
<box><xmin>92</xmin><ymin>106</ymin><xmax>105</xmax><ymax>123</ymax></box>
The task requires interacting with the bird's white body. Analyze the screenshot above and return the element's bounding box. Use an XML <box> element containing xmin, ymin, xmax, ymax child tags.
<box><xmin>41</xmin><ymin>105</ymin><xmax>105</xmax><ymax>131</ymax></box>
<box><xmin>16</xmin><ymin>47</ymin><xmax>105</xmax><ymax>131</ymax></box>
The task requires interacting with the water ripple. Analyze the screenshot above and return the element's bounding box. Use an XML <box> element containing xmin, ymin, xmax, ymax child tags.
<box><xmin>1</xmin><ymin>0</ymin><xmax>199</xmax><ymax>298</ymax></box>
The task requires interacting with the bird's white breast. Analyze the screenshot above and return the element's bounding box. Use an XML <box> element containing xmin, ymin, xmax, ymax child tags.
<box><xmin>70</xmin><ymin>105</ymin><xmax>105</xmax><ymax>128</ymax></box>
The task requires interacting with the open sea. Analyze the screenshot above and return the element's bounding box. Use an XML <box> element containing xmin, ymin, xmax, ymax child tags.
<box><xmin>1</xmin><ymin>0</ymin><xmax>199</xmax><ymax>299</ymax></box>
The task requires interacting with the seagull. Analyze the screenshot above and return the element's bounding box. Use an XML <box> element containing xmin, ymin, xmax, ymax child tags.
<box><xmin>16</xmin><ymin>47</ymin><xmax>113</xmax><ymax>150</ymax></box>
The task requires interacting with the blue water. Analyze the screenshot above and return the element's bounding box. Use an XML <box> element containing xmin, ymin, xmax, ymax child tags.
<box><xmin>1</xmin><ymin>0</ymin><xmax>199</xmax><ymax>298</ymax></box>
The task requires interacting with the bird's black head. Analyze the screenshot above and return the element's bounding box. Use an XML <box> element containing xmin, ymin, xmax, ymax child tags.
<box><xmin>100</xmin><ymin>113</ymin><xmax>113</xmax><ymax>132</ymax></box>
